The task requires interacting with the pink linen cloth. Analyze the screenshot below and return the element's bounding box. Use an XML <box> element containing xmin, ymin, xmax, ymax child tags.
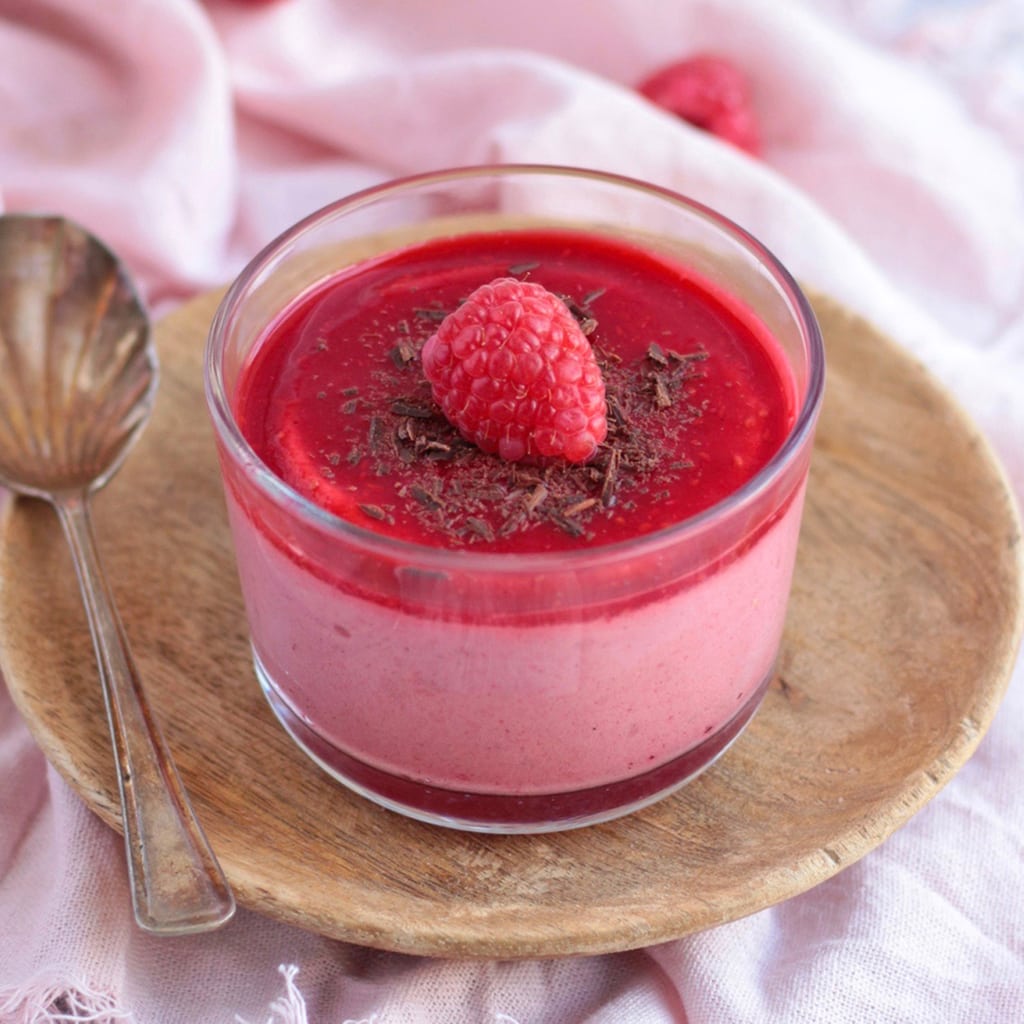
<box><xmin>1</xmin><ymin>0</ymin><xmax>1022</xmax><ymax>1020</ymax></box>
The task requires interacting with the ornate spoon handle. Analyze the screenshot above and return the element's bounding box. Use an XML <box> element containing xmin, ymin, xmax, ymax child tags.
<box><xmin>55</xmin><ymin>492</ymin><xmax>235</xmax><ymax>935</ymax></box>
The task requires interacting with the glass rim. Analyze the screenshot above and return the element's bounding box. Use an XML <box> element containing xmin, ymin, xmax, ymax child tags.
<box><xmin>204</xmin><ymin>162</ymin><xmax>825</xmax><ymax>572</ymax></box>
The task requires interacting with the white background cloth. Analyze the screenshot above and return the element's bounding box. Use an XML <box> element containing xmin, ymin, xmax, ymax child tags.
<box><xmin>0</xmin><ymin>0</ymin><xmax>1022</xmax><ymax>1020</ymax></box>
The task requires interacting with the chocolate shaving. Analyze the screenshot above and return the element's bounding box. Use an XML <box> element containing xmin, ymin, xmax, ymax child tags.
<box><xmin>367</xmin><ymin>416</ymin><xmax>384</xmax><ymax>453</ymax></box>
<box><xmin>413</xmin><ymin>307</ymin><xmax>448</xmax><ymax>322</ymax></box>
<box><xmin>508</xmin><ymin>261</ymin><xmax>540</xmax><ymax>275</ymax></box>
<box><xmin>562</xmin><ymin>497</ymin><xmax>598</xmax><ymax>517</ymax></box>
<box><xmin>389</xmin><ymin>340</ymin><xmax>417</xmax><ymax>367</ymax></box>
<box><xmin>647</xmin><ymin>342</ymin><xmax>669</xmax><ymax>366</ymax></box>
<box><xmin>499</xmin><ymin>510</ymin><xmax>528</xmax><ymax>536</ymax></box>
<box><xmin>606</xmin><ymin>395</ymin><xmax>629</xmax><ymax>429</ymax></box>
<box><xmin>423</xmin><ymin>441</ymin><xmax>456</xmax><ymax>460</ymax></box>
<box><xmin>391</xmin><ymin>400</ymin><xmax>433</xmax><ymax>418</ymax></box>
<box><xmin>409</xmin><ymin>485</ymin><xmax>443</xmax><ymax>510</ymax></box>
<box><xmin>600</xmin><ymin>448</ymin><xmax>620</xmax><ymax>507</ymax></box>
<box><xmin>559</xmin><ymin>295</ymin><xmax>599</xmax><ymax>336</ymax></box>
<box><xmin>668</xmin><ymin>348</ymin><xmax>709</xmax><ymax>364</ymax></box>
<box><xmin>524</xmin><ymin>483</ymin><xmax>548</xmax><ymax>513</ymax></box>
<box><xmin>465</xmin><ymin>517</ymin><xmax>495</xmax><ymax>542</ymax></box>
<box><xmin>550</xmin><ymin>513</ymin><xmax>586</xmax><ymax>538</ymax></box>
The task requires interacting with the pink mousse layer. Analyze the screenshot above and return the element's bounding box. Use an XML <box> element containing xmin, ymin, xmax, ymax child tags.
<box><xmin>223</xmin><ymin>479</ymin><xmax>806</xmax><ymax>794</ymax></box>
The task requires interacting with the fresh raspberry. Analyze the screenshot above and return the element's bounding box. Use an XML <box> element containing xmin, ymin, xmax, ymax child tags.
<box><xmin>638</xmin><ymin>54</ymin><xmax>761</xmax><ymax>155</ymax></box>
<box><xmin>421</xmin><ymin>278</ymin><xmax>607</xmax><ymax>464</ymax></box>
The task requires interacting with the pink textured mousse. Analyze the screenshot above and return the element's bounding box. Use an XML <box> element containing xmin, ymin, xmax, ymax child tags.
<box><xmin>223</xmin><ymin>229</ymin><xmax>806</xmax><ymax>796</ymax></box>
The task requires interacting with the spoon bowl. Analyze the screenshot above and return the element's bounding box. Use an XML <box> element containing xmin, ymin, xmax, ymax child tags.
<box><xmin>0</xmin><ymin>213</ymin><xmax>234</xmax><ymax>935</ymax></box>
<box><xmin>0</xmin><ymin>214</ymin><xmax>155</xmax><ymax>493</ymax></box>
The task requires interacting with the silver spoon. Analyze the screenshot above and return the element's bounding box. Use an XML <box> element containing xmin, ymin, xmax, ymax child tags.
<box><xmin>0</xmin><ymin>213</ymin><xmax>235</xmax><ymax>935</ymax></box>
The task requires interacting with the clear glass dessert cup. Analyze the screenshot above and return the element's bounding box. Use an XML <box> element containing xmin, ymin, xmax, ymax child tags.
<box><xmin>205</xmin><ymin>164</ymin><xmax>825</xmax><ymax>833</ymax></box>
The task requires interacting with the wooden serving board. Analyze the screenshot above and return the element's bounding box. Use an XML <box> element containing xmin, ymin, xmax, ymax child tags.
<box><xmin>1</xmin><ymin>289</ymin><xmax>1021</xmax><ymax>958</ymax></box>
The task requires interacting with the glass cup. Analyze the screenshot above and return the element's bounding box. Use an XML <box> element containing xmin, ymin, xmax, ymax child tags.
<box><xmin>205</xmin><ymin>165</ymin><xmax>825</xmax><ymax>833</ymax></box>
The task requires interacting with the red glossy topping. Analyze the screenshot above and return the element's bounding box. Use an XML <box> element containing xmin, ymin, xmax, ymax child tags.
<box><xmin>236</xmin><ymin>228</ymin><xmax>795</xmax><ymax>553</ymax></box>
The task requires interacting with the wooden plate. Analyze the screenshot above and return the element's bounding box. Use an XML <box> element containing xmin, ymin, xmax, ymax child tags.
<box><xmin>1</xmin><ymin>289</ymin><xmax>1021</xmax><ymax>959</ymax></box>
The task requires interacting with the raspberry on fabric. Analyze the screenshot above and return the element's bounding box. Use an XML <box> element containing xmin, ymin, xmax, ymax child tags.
<box><xmin>421</xmin><ymin>278</ymin><xmax>608</xmax><ymax>464</ymax></box>
<box><xmin>637</xmin><ymin>54</ymin><xmax>761</xmax><ymax>155</ymax></box>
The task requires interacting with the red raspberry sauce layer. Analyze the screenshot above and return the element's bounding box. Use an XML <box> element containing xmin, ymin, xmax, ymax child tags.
<box><xmin>236</xmin><ymin>228</ymin><xmax>796</xmax><ymax>554</ymax></box>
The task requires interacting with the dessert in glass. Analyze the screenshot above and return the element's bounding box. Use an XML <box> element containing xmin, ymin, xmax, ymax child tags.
<box><xmin>204</xmin><ymin>165</ymin><xmax>825</xmax><ymax>833</ymax></box>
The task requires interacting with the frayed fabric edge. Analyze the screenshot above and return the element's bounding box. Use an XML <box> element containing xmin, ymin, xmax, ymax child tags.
<box><xmin>236</xmin><ymin>966</ymin><xmax>309</xmax><ymax>1024</ymax></box>
<box><xmin>0</xmin><ymin>975</ymin><xmax>133</xmax><ymax>1023</ymax></box>
<box><xmin>235</xmin><ymin>966</ymin><xmax>389</xmax><ymax>1024</ymax></box>
<box><xmin>232</xmin><ymin>964</ymin><xmax>529</xmax><ymax>1024</ymax></box>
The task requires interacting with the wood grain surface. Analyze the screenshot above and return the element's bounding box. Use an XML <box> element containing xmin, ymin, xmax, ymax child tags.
<box><xmin>0</xmin><ymin>288</ymin><xmax>1021</xmax><ymax>958</ymax></box>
